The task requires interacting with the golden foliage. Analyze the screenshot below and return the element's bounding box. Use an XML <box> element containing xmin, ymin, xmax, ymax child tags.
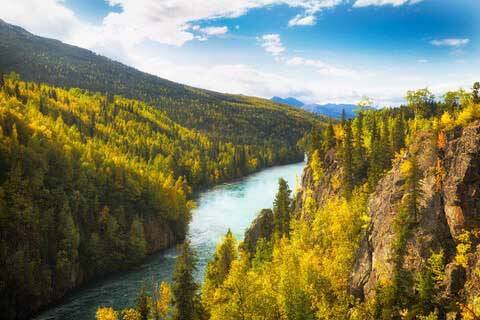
<box><xmin>96</xmin><ymin>307</ymin><xmax>118</xmax><ymax>320</ymax></box>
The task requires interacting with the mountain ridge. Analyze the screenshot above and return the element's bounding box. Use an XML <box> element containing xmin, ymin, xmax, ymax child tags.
<box><xmin>270</xmin><ymin>96</ymin><xmax>358</xmax><ymax>119</ymax></box>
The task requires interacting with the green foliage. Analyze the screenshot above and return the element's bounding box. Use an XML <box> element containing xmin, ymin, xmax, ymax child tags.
<box><xmin>195</xmin><ymin>82</ymin><xmax>480</xmax><ymax>320</ymax></box>
<box><xmin>0</xmin><ymin>22</ymin><xmax>316</xmax><ymax>171</ymax></box>
<box><xmin>406</xmin><ymin>88</ymin><xmax>435</xmax><ymax>118</ymax></box>
<box><xmin>135</xmin><ymin>285</ymin><xmax>150</xmax><ymax>320</ymax></box>
<box><xmin>0</xmin><ymin>75</ymin><xmax>311</xmax><ymax>319</ymax></box>
<box><xmin>202</xmin><ymin>230</ymin><xmax>238</xmax><ymax>315</ymax></box>
<box><xmin>173</xmin><ymin>240</ymin><xmax>199</xmax><ymax>320</ymax></box>
<box><xmin>473</xmin><ymin>82</ymin><xmax>480</xmax><ymax>104</ymax></box>
<box><xmin>273</xmin><ymin>178</ymin><xmax>292</xmax><ymax>238</ymax></box>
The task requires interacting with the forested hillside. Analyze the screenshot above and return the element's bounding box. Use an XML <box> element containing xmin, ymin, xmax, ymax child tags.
<box><xmin>0</xmin><ymin>19</ymin><xmax>314</xmax><ymax>148</ymax></box>
<box><xmin>106</xmin><ymin>83</ymin><xmax>480</xmax><ymax>320</ymax></box>
<box><xmin>0</xmin><ymin>72</ymin><xmax>312</xmax><ymax>320</ymax></box>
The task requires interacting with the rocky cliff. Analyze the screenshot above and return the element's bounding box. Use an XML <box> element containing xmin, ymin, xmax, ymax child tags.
<box><xmin>294</xmin><ymin>121</ymin><xmax>480</xmax><ymax>317</ymax></box>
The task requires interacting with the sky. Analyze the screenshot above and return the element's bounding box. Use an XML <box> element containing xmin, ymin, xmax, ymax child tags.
<box><xmin>1</xmin><ymin>0</ymin><xmax>479</xmax><ymax>106</ymax></box>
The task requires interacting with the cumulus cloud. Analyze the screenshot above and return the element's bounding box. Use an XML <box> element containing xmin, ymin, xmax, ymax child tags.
<box><xmin>259</xmin><ymin>34</ymin><xmax>286</xmax><ymax>56</ymax></box>
<box><xmin>288</xmin><ymin>14</ymin><xmax>316</xmax><ymax>26</ymax></box>
<box><xmin>430</xmin><ymin>38</ymin><xmax>470</xmax><ymax>47</ymax></box>
<box><xmin>353</xmin><ymin>0</ymin><xmax>423</xmax><ymax>8</ymax></box>
<box><xmin>2</xmin><ymin>0</ymin><xmax>347</xmax><ymax>49</ymax></box>
<box><xmin>285</xmin><ymin>56</ymin><xmax>357</xmax><ymax>77</ymax></box>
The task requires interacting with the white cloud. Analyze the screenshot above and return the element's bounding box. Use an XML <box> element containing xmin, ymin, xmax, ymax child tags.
<box><xmin>1</xmin><ymin>0</ymin><xmax>347</xmax><ymax>48</ymax></box>
<box><xmin>285</xmin><ymin>56</ymin><xmax>357</xmax><ymax>77</ymax></box>
<box><xmin>288</xmin><ymin>14</ymin><xmax>316</xmax><ymax>26</ymax></box>
<box><xmin>199</xmin><ymin>26</ymin><xmax>228</xmax><ymax>36</ymax></box>
<box><xmin>430</xmin><ymin>38</ymin><xmax>470</xmax><ymax>47</ymax></box>
<box><xmin>353</xmin><ymin>0</ymin><xmax>423</xmax><ymax>8</ymax></box>
<box><xmin>259</xmin><ymin>34</ymin><xmax>286</xmax><ymax>56</ymax></box>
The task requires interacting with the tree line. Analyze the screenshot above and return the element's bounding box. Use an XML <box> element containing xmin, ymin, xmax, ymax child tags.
<box><xmin>0</xmin><ymin>73</ymin><xmax>310</xmax><ymax>319</ymax></box>
<box><xmin>104</xmin><ymin>82</ymin><xmax>480</xmax><ymax>320</ymax></box>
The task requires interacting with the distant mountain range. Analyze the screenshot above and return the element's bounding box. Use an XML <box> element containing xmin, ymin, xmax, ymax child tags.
<box><xmin>271</xmin><ymin>96</ymin><xmax>359</xmax><ymax>119</ymax></box>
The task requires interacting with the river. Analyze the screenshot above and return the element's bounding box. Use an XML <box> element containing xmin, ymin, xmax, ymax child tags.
<box><xmin>35</xmin><ymin>161</ymin><xmax>305</xmax><ymax>320</ymax></box>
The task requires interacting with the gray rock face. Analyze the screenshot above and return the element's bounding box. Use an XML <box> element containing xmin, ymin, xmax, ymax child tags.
<box><xmin>349</xmin><ymin>121</ymin><xmax>480</xmax><ymax>305</ymax></box>
<box><xmin>243</xmin><ymin>209</ymin><xmax>274</xmax><ymax>255</ymax></box>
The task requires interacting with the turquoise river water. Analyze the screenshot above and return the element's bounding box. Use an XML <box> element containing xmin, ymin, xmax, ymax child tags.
<box><xmin>35</xmin><ymin>161</ymin><xmax>305</xmax><ymax>320</ymax></box>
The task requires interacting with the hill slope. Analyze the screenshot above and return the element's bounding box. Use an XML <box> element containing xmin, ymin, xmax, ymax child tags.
<box><xmin>0</xmin><ymin>19</ymin><xmax>315</xmax><ymax>150</ymax></box>
<box><xmin>197</xmin><ymin>86</ymin><xmax>480</xmax><ymax>319</ymax></box>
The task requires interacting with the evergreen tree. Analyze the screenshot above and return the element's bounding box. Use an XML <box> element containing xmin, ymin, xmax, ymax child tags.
<box><xmin>342</xmin><ymin>121</ymin><xmax>354</xmax><ymax>197</ymax></box>
<box><xmin>324</xmin><ymin>121</ymin><xmax>336</xmax><ymax>151</ymax></box>
<box><xmin>368</xmin><ymin>118</ymin><xmax>382</xmax><ymax>191</ymax></box>
<box><xmin>55</xmin><ymin>199</ymin><xmax>80</xmax><ymax>293</ymax></box>
<box><xmin>135</xmin><ymin>285</ymin><xmax>150</xmax><ymax>320</ymax></box>
<box><xmin>403</xmin><ymin>154</ymin><xmax>421</xmax><ymax>221</ymax></box>
<box><xmin>173</xmin><ymin>240</ymin><xmax>198</xmax><ymax>320</ymax></box>
<box><xmin>202</xmin><ymin>230</ymin><xmax>238</xmax><ymax>314</ymax></box>
<box><xmin>127</xmin><ymin>216</ymin><xmax>147</xmax><ymax>265</ymax></box>
<box><xmin>352</xmin><ymin>113</ymin><xmax>367</xmax><ymax>184</ymax></box>
<box><xmin>273</xmin><ymin>178</ymin><xmax>292</xmax><ymax>237</ymax></box>
<box><xmin>391</xmin><ymin>113</ymin><xmax>405</xmax><ymax>154</ymax></box>
<box><xmin>380</xmin><ymin>116</ymin><xmax>392</xmax><ymax>170</ymax></box>
<box><xmin>473</xmin><ymin>82</ymin><xmax>480</xmax><ymax>104</ymax></box>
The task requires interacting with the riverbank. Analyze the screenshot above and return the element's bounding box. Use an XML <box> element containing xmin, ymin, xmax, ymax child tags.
<box><xmin>34</xmin><ymin>161</ymin><xmax>305</xmax><ymax>320</ymax></box>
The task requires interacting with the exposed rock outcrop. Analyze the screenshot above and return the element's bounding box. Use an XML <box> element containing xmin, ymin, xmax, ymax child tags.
<box><xmin>243</xmin><ymin>209</ymin><xmax>274</xmax><ymax>255</ymax></box>
<box><xmin>349</xmin><ymin>121</ymin><xmax>480</xmax><ymax>310</ymax></box>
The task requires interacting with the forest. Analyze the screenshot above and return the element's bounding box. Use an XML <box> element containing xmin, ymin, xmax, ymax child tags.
<box><xmin>0</xmin><ymin>72</ymin><xmax>314</xmax><ymax>319</ymax></box>
<box><xmin>0</xmin><ymin>19</ymin><xmax>316</xmax><ymax>149</ymax></box>
<box><xmin>98</xmin><ymin>83</ymin><xmax>480</xmax><ymax>320</ymax></box>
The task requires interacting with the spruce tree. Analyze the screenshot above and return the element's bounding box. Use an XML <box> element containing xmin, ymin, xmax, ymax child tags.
<box><xmin>381</xmin><ymin>116</ymin><xmax>392</xmax><ymax>170</ymax></box>
<box><xmin>352</xmin><ymin>113</ymin><xmax>367</xmax><ymax>184</ymax></box>
<box><xmin>173</xmin><ymin>240</ymin><xmax>198</xmax><ymax>320</ymax></box>
<box><xmin>273</xmin><ymin>178</ymin><xmax>292</xmax><ymax>237</ymax></box>
<box><xmin>342</xmin><ymin>121</ymin><xmax>354</xmax><ymax>197</ymax></box>
<box><xmin>202</xmin><ymin>230</ymin><xmax>238</xmax><ymax>313</ymax></box>
<box><xmin>127</xmin><ymin>216</ymin><xmax>147</xmax><ymax>265</ymax></box>
<box><xmin>391</xmin><ymin>114</ymin><xmax>405</xmax><ymax>154</ymax></box>
<box><xmin>136</xmin><ymin>285</ymin><xmax>150</xmax><ymax>320</ymax></box>
<box><xmin>473</xmin><ymin>82</ymin><xmax>480</xmax><ymax>104</ymax></box>
<box><xmin>324</xmin><ymin>121</ymin><xmax>336</xmax><ymax>151</ymax></box>
<box><xmin>368</xmin><ymin>118</ymin><xmax>382</xmax><ymax>191</ymax></box>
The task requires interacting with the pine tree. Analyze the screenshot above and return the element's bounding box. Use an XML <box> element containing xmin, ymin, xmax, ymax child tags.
<box><xmin>55</xmin><ymin>199</ymin><xmax>80</xmax><ymax>293</ymax></box>
<box><xmin>202</xmin><ymin>230</ymin><xmax>238</xmax><ymax>313</ymax></box>
<box><xmin>127</xmin><ymin>216</ymin><xmax>147</xmax><ymax>265</ymax></box>
<box><xmin>381</xmin><ymin>116</ymin><xmax>392</xmax><ymax>170</ymax></box>
<box><xmin>403</xmin><ymin>154</ymin><xmax>421</xmax><ymax>221</ymax></box>
<box><xmin>342</xmin><ymin>121</ymin><xmax>354</xmax><ymax>197</ymax></box>
<box><xmin>368</xmin><ymin>118</ymin><xmax>382</xmax><ymax>191</ymax></box>
<box><xmin>391</xmin><ymin>113</ymin><xmax>405</xmax><ymax>154</ymax></box>
<box><xmin>173</xmin><ymin>240</ymin><xmax>198</xmax><ymax>320</ymax></box>
<box><xmin>273</xmin><ymin>178</ymin><xmax>292</xmax><ymax>237</ymax></box>
<box><xmin>473</xmin><ymin>82</ymin><xmax>480</xmax><ymax>104</ymax></box>
<box><xmin>352</xmin><ymin>113</ymin><xmax>367</xmax><ymax>184</ymax></box>
<box><xmin>136</xmin><ymin>285</ymin><xmax>150</xmax><ymax>320</ymax></box>
<box><xmin>324</xmin><ymin>121</ymin><xmax>336</xmax><ymax>151</ymax></box>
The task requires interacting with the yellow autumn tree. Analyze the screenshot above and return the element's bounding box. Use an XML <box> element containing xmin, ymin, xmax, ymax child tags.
<box><xmin>96</xmin><ymin>307</ymin><xmax>118</xmax><ymax>320</ymax></box>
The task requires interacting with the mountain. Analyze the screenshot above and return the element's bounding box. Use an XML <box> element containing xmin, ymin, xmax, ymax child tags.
<box><xmin>271</xmin><ymin>96</ymin><xmax>305</xmax><ymax>108</ymax></box>
<box><xmin>0</xmin><ymin>19</ymin><xmax>316</xmax><ymax>150</ymax></box>
<box><xmin>270</xmin><ymin>96</ymin><xmax>358</xmax><ymax>119</ymax></box>
<box><xmin>302</xmin><ymin>103</ymin><xmax>358</xmax><ymax>119</ymax></box>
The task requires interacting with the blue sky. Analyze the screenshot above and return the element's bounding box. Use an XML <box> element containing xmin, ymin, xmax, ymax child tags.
<box><xmin>1</xmin><ymin>0</ymin><xmax>479</xmax><ymax>105</ymax></box>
